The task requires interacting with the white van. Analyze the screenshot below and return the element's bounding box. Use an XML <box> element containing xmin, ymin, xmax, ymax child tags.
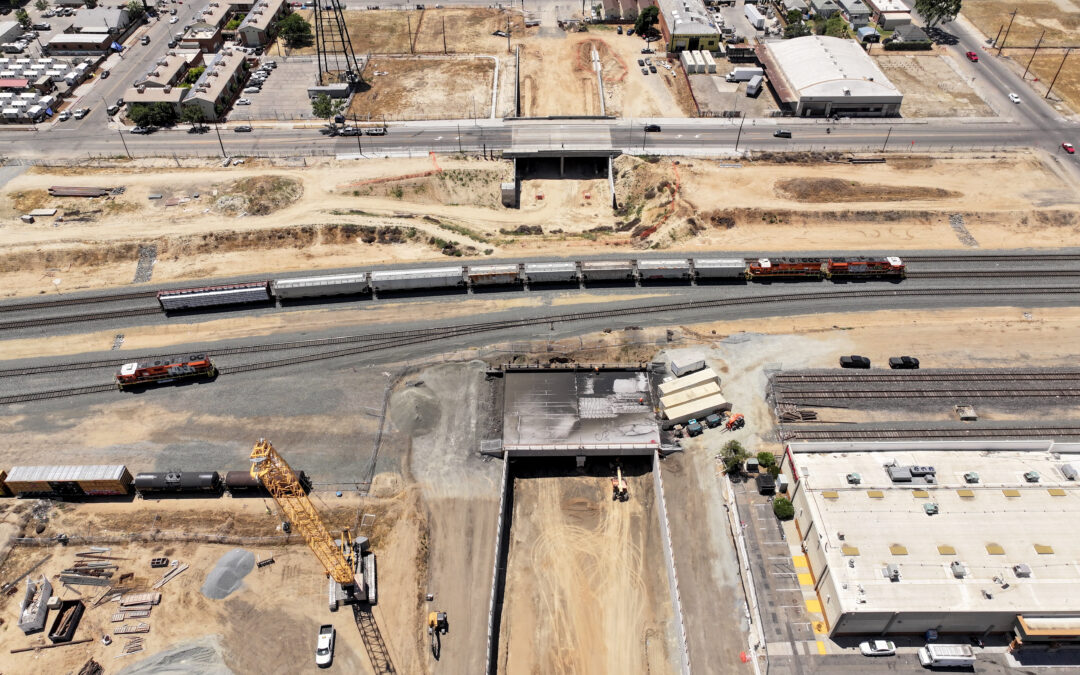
<box><xmin>918</xmin><ymin>643</ymin><xmax>975</xmax><ymax>668</ymax></box>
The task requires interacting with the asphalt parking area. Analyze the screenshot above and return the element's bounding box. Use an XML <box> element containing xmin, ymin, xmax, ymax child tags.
<box><xmin>227</xmin><ymin>58</ymin><xmax>319</xmax><ymax>122</ymax></box>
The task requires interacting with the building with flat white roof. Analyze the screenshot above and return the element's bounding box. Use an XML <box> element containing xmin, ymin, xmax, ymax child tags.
<box><xmin>780</xmin><ymin>440</ymin><xmax>1080</xmax><ymax>643</ymax></box>
<box><xmin>655</xmin><ymin>0</ymin><xmax>720</xmax><ymax>52</ymax></box>
<box><xmin>864</xmin><ymin>0</ymin><xmax>911</xmax><ymax>28</ymax></box>
<box><xmin>758</xmin><ymin>35</ymin><xmax>901</xmax><ymax>117</ymax></box>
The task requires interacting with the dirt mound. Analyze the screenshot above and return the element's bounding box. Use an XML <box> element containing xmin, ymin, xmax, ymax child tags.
<box><xmin>389</xmin><ymin>385</ymin><xmax>442</xmax><ymax>437</ymax></box>
<box><xmin>213</xmin><ymin>176</ymin><xmax>303</xmax><ymax>216</ymax></box>
<box><xmin>775</xmin><ymin>177</ymin><xmax>960</xmax><ymax>203</ymax></box>
<box><xmin>201</xmin><ymin>548</ymin><xmax>255</xmax><ymax>600</ymax></box>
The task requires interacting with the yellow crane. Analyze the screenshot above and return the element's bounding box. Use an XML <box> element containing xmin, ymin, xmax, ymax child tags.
<box><xmin>249</xmin><ymin>439</ymin><xmax>357</xmax><ymax>591</ymax></box>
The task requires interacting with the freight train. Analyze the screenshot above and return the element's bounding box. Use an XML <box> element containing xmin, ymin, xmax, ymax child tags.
<box><xmin>116</xmin><ymin>353</ymin><xmax>217</xmax><ymax>389</ymax></box>
<box><xmin>155</xmin><ymin>256</ymin><xmax>906</xmax><ymax>310</ymax></box>
<box><xmin>0</xmin><ymin>464</ymin><xmax>312</xmax><ymax>499</ymax></box>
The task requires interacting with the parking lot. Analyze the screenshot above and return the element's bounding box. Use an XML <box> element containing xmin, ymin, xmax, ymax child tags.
<box><xmin>690</xmin><ymin>72</ymin><xmax>781</xmax><ymax>117</ymax></box>
<box><xmin>226</xmin><ymin>57</ymin><xmax>320</xmax><ymax>122</ymax></box>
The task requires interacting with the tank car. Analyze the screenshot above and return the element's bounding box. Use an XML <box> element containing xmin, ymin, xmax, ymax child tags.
<box><xmin>134</xmin><ymin>471</ymin><xmax>223</xmax><ymax>496</ymax></box>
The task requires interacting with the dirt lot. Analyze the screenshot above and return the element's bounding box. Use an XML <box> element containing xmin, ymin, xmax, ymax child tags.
<box><xmin>872</xmin><ymin>53</ymin><xmax>994</xmax><ymax>118</ymax></box>
<box><xmin>1004</xmin><ymin>48</ymin><xmax>1080</xmax><ymax>113</ymax></box>
<box><xmin>963</xmin><ymin>0</ymin><xmax>1080</xmax><ymax>47</ymax></box>
<box><xmin>349</xmin><ymin>57</ymin><xmax>495</xmax><ymax>121</ymax></box>
<box><xmin>1</xmin><ymin>150</ymin><xmax>1078</xmax><ymax>299</ymax></box>
<box><xmin>0</xmin><ymin>493</ymin><xmax>425</xmax><ymax>675</ymax></box>
<box><xmin>497</xmin><ymin>461</ymin><xmax>673</xmax><ymax>674</ymax></box>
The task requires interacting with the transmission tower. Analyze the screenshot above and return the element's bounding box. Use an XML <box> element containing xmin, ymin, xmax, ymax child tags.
<box><xmin>314</xmin><ymin>0</ymin><xmax>363</xmax><ymax>88</ymax></box>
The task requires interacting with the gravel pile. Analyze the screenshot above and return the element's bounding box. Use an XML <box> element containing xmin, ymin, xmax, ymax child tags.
<box><xmin>949</xmin><ymin>214</ymin><xmax>979</xmax><ymax>248</ymax></box>
<box><xmin>117</xmin><ymin>636</ymin><xmax>231</xmax><ymax>675</ymax></box>
<box><xmin>132</xmin><ymin>244</ymin><xmax>157</xmax><ymax>283</ymax></box>
<box><xmin>200</xmin><ymin>549</ymin><xmax>255</xmax><ymax>600</ymax></box>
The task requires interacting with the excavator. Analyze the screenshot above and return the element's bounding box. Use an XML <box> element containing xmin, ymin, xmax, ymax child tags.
<box><xmin>428</xmin><ymin>611</ymin><xmax>448</xmax><ymax>659</ymax></box>
<box><xmin>611</xmin><ymin>462</ymin><xmax>629</xmax><ymax>502</ymax></box>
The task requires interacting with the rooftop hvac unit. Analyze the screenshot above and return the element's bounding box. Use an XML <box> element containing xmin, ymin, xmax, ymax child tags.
<box><xmin>910</xmin><ymin>465</ymin><xmax>936</xmax><ymax>477</ymax></box>
<box><xmin>923</xmin><ymin>503</ymin><xmax>939</xmax><ymax>515</ymax></box>
<box><xmin>1024</xmin><ymin>471</ymin><xmax>1040</xmax><ymax>483</ymax></box>
<box><xmin>950</xmin><ymin>561</ymin><xmax>967</xmax><ymax>578</ymax></box>
<box><xmin>1013</xmin><ymin>563</ymin><xmax>1032</xmax><ymax>578</ymax></box>
<box><xmin>846</xmin><ymin>472</ymin><xmax>861</xmax><ymax>485</ymax></box>
<box><xmin>887</xmin><ymin>466</ymin><xmax>912</xmax><ymax>482</ymax></box>
<box><xmin>964</xmin><ymin>472</ymin><xmax>979</xmax><ymax>483</ymax></box>
<box><xmin>163</xmin><ymin>85</ymin><xmax>171</xmax><ymax>92</ymax></box>
<box><xmin>1061</xmin><ymin>464</ymin><xmax>1078</xmax><ymax>481</ymax></box>
<box><xmin>137</xmin><ymin>84</ymin><xmax>145</xmax><ymax>93</ymax></box>
<box><xmin>885</xmin><ymin>564</ymin><xmax>900</xmax><ymax>582</ymax></box>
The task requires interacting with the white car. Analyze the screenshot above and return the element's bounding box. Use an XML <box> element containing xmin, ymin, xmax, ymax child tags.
<box><xmin>58</xmin><ymin>110</ymin><xmax>71</xmax><ymax>121</ymax></box>
<box><xmin>1008</xmin><ymin>92</ymin><xmax>1021</xmax><ymax>104</ymax></box>
<box><xmin>72</xmin><ymin>107</ymin><xmax>90</xmax><ymax>119</ymax></box>
<box><xmin>236</xmin><ymin>97</ymin><xmax>251</xmax><ymax>105</ymax></box>
<box><xmin>169</xmin><ymin>16</ymin><xmax>178</xmax><ymax>23</ymax></box>
<box><xmin>859</xmin><ymin>640</ymin><xmax>896</xmax><ymax>657</ymax></box>
<box><xmin>315</xmin><ymin>625</ymin><xmax>335</xmax><ymax>667</ymax></box>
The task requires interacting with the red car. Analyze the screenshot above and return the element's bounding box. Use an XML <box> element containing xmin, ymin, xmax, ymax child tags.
<box><xmin>966</xmin><ymin>51</ymin><xmax>979</xmax><ymax>62</ymax></box>
<box><xmin>1065</xmin><ymin>142</ymin><xmax>1076</xmax><ymax>154</ymax></box>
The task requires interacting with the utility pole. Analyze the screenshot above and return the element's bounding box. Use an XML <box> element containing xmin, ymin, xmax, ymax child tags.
<box><xmin>214</xmin><ymin>120</ymin><xmax>226</xmax><ymax>157</ymax></box>
<box><xmin>1046</xmin><ymin>48</ymin><xmax>1071</xmax><ymax>99</ymax></box>
<box><xmin>992</xmin><ymin>25</ymin><xmax>1003</xmax><ymax>49</ymax></box>
<box><xmin>734</xmin><ymin>114</ymin><xmax>745</xmax><ymax>152</ymax></box>
<box><xmin>352</xmin><ymin>113</ymin><xmax>363</xmax><ymax>154</ymax></box>
<box><xmin>457</xmin><ymin>123</ymin><xmax>462</xmax><ymax>152</ymax></box>
<box><xmin>117</xmin><ymin>129</ymin><xmax>131</xmax><ymax>158</ymax></box>
<box><xmin>407</xmin><ymin>14</ymin><xmax>413</xmax><ymax>54</ymax></box>
<box><xmin>1022</xmin><ymin>30</ymin><xmax>1044</xmax><ymax>79</ymax></box>
<box><xmin>997</xmin><ymin>8</ymin><xmax>1017</xmax><ymax>56</ymax></box>
<box><xmin>506</xmin><ymin>16</ymin><xmax>511</xmax><ymax>53</ymax></box>
<box><xmin>442</xmin><ymin>15</ymin><xmax>447</xmax><ymax>54</ymax></box>
<box><xmin>881</xmin><ymin>125</ymin><xmax>892</xmax><ymax>152</ymax></box>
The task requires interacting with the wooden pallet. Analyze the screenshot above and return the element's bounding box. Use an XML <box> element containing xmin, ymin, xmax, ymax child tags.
<box><xmin>113</xmin><ymin>622</ymin><xmax>150</xmax><ymax>635</ymax></box>
<box><xmin>120</xmin><ymin>592</ymin><xmax>160</xmax><ymax>607</ymax></box>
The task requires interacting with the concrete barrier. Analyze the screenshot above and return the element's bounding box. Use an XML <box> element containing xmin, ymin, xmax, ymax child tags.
<box><xmin>653</xmin><ymin>450</ymin><xmax>692</xmax><ymax>675</ymax></box>
<box><xmin>484</xmin><ymin>451</ymin><xmax>513</xmax><ymax>674</ymax></box>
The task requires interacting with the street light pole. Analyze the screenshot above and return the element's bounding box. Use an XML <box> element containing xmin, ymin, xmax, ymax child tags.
<box><xmin>734</xmin><ymin>114</ymin><xmax>745</xmax><ymax>152</ymax></box>
<box><xmin>117</xmin><ymin>129</ymin><xmax>131</xmax><ymax>158</ymax></box>
<box><xmin>352</xmin><ymin>113</ymin><xmax>362</xmax><ymax>154</ymax></box>
<box><xmin>214</xmin><ymin>120</ymin><xmax>226</xmax><ymax>157</ymax></box>
<box><xmin>882</xmin><ymin>125</ymin><xmax>892</xmax><ymax>152</ymax></box>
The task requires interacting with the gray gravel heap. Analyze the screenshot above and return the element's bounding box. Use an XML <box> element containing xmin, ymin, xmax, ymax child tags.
<box><xmin>200</xmin><ymin>549</ymin><xmax>255</xmax><ymax>600</ymax></box>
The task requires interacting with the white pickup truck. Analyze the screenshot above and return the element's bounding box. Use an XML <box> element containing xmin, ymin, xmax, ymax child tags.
<box><xmin>316</xmin><ymin>624</ymin><xmax>335</xmax><ymax>667</ymax></box>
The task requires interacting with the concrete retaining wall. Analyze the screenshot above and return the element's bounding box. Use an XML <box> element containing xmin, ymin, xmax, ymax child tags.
<box><xmin>653</xmin><ymin>450</ymin><xmax>692</xmax><ymax>675</ymax></box>
<box><xmin>484</xmin><ymin>451</ymin><xmax>513</xmax><ymax>675</ymax></box>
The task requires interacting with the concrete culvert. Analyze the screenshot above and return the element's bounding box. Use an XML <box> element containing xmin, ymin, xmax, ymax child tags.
<box><xmin>200</xmin><ymin>548</ymin><xmax>255</xmax><ymax>600</ymax></box>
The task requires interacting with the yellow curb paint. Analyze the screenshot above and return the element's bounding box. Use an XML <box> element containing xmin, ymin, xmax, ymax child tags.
<box><xmin>792</xmin><ymin>555</ymin><xmax>808</xmax><ymax>568</ymax></box>
<box><xmin>817</xmin><ymin>640</ymin><xmax>827</xmax><ymax>655</ymax></box>
<box><xmin>798</xmin><ymin>572</ymin><xmax>813</xmax><ymax>586</ymax></box>
<box><xmin>805</xmin><ymin>598</ymin><xmax>821</xmax><ymax>613</ymax></box>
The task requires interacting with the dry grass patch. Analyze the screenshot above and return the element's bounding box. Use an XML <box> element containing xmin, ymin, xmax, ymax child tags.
<box><xmin>775</xmin><ymin>178</ymin><xmax>960</xmax><ymax>202</ymax></box>
<box><xmin>11</xmin><ymin>189</ymin><xmax>51</xmax><ymax>212</ymax></box>
<box><xmin>348</xmin><ymin>58</ymin><xmax>494</xmax><ymax>121</ymax></box>
<box><xmin>963</xmin><ymin>1</ymin><xmax>1080</xmax><ymax>47</ymax></box>
<box><xmin>213</xmin><ymin>176</ymin><xmax>303</xmax><ymax>216</ymax></box>
<box><xmin>1005</xmin><ymin>48</ymin><xmax>1080</xmax><ymax>113</ymax></box>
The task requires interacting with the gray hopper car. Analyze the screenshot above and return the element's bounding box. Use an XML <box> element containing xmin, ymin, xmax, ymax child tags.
<box><xmin>693</xmin><ymin>258</ymin><xmax>747</xmax><ymax>277</ymax></box>
<box><xmin>158</xmin><ymin>283</ymin><xmax>271</xmax><ymax>311</ymax></box>
<box><xmin>523</xmin><ymin>262</ymin><xmax>579</xmax><ymax>283</ymax></box>
<box><xmin>369</xmin><ymin>267</ymin><xmax>465</xmax><ymax>291</ymax></box>
<box><xmin>581</xmin><ymin>260</ymin><xmax>636</xmax><ymax>281</ymax></box>
<box><xmin>638</xmin><ymin>259</ymin><xmax>692</xmax><ymax>280</ymax></box>
<box><xmin>273</xmin><ymin>273</ymin><xmax>369</xmax><ymax>299</ymax></box>
<box><xmin>467</xmin><ymin>264</ymin><xmax>521</xmax><ymax>286</ymax></box>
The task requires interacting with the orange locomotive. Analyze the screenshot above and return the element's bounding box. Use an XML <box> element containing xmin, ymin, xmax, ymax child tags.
<box><xmin>746</xmin><ymin>256</ymin><xmax>905</xmax><ymax>280</ymax></box>
<box><xmin>116</xmin><ymin>353</ymin><xmax>217</xmax><ymax>389</ymax></box>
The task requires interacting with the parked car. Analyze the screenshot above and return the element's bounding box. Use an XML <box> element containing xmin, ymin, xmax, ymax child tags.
<box><xmin>1008</xmin><ymin>92</ymin><xmax>1021</xmax><ymax>103</ymax></box>
<box><xmin>100</xmin><ymin>69</ymin><xmax>110</xmax><ymax>79</ymax></box>
<box><xmin>115</xmin><ymin>97</ymin><xmax>125</xmax><ymax>107</ymax></box>
<box><xmin>364</xmin><ymin>127</ymin><xmax>386</xmax><ymax>135</ymax></box>
<box><xmin>840</xmin><ymin>355</ymin><xmax>871</xmax><ymax>369</ymax></box>
<box><xmin>627</xmin><ymin>28</ymin><xmax>634</xmax><ymax>35</ymax></box>
<box><xmin>243</xmin><ymin>86</ymin><xmax>261</xmax><ymax>93</ymax></box>
<box><xmin>773</xmin><ymin>129</ymin><xmax>792</xmax><ymax>138</ymax></box>
<box><xmin>73</xmin><ymin>107</ymin><xmax>90</xmax><ymax>119</ymax></box>
<box><xmin>130</xmin><ymin>126</ymin><xmax>154</xmax><ymax>134</ymax></box>
<box><xmin>889</xmin><ymin>356</ymin><xmax>920</xmax><ymax>369</ymax></box>
<box><xmin>169</xmin><ymin>15</ymin><xmax>178</xmax><ymax>22</ymax></box>
<box><xmin>236</xmin><ymin>97</ymin><xmax>251</xmax><ymax>105</ymax></box>
<box><xmin>649</xmin><ymin>64</ymin><xmax>656</xmax><ymax>73</ymax></box>
<box><xmin>58</xmin><ymin>110</ymin><xmax>71</xmax><ymax>121</ymax></box>
<box><xmin>637</xmin><ymin>58</ymin><xmax>644</xmax><ymax>66</ymax></box>
<box><xmin>640</xmin><ymin>67</ymin><xmax>648</xmax><ymax>75</ymax></box>
<box><xmin>859</xmin><ymin>640</ymin><xmax>896</xmax><ymax>657</ymax></box>
<box><xmin>168</xmin><ymin>39</ymin><xmax>178</xmax><ymax>48</ymax></box>
<box><xmin>966</xmin><ymin>51</ymin><xmax>979</xmax><ymax>62</ymax></box>
<box><xmin>234</xmin><ymin>124</ymin><xmax>253</xmax><ymax>132</ymax></box>
<box><xmin>315</xmin><ymin>625</ymin><xmax>335</xmax><ymax>667</ymax></box>
<box><xmin>32</xmin><ymin>22</ymin><xmax>51</xmax><ymax>30</ymax></box>
<box><xmin>140</xmin><ymin>35</ymin><xmax>151</xmax><ymax>45</ymax></box>
<box><xmin>107</xmin><ymin>104</ymin><xmax>119</xmax><ymax>115</ymax></box>
<box><xmin>1064</xmin><ymin>142</ymin><xmax>1075</xmax><ymax>154</ymax></box>
<box><xmin>617</xmin><ymin>25</ymin><xmax>622</xmax><ymax>34</ymax></box>
<box><xmin>170</xmin><ymin>7</ymin><xmax>177</xmax><ymax>13</ymax></box>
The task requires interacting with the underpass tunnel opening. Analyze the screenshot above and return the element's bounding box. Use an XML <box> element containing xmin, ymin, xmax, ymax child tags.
<box><xmin>515</xmin><ymin>155</ymin><xmax>610</xmax><ymax>179</ymax></box>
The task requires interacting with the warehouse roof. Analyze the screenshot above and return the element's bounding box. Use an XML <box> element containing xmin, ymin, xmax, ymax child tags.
<box><xmin>763</xmin><ymin>36</ymin><xmax>899</xmax><ymax>100</ymax></box>
<box><xmin>789</xmin><ymin>443</ymin><xmax>1080</xmax><ymax>615</ymax></box>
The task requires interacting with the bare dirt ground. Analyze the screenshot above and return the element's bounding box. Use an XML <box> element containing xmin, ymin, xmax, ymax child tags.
<box><xmin>872</xmin><ymin>53</ymin><xmax>994</xmax><ymax>118</ymax></box>
<box><xmin>963</xmin><ymin>0</ymin><xmax>1080</xmax><ymax>48</ymax></box>
<box><xmin>1</xmin><ymin>150</ymin><xmax>1078</xmax><ymax>300</ymax></box>
<box><xmin>350</xmin><ymin>58</ymin><xmax>495</xmax><ymax>122</ymax></box>
<box><xmin>498</xmin><ymin>461</ymin><xmax>674</xmax><ymax>674</ymax></box>
<box><xmin>1003</xmin><ymin>48</ymin><xmax>1080</xmax><ymax>113</ymax></box>
<box><xmin>0</xmin><ymin>493</ymin><xmax>424</xmax><ymax>675</ymax></box>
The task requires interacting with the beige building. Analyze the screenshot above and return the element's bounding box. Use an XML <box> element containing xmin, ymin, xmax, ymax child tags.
<box><xmin>125</xmin><ymin>51</ymin><xmax>204</xmax><ymax>115</ymax></box>
<box><xmin>182</xmin><ymin>48</ymin><xmax>247</xmax><ymax>120</ymax></box>
<box><xmin>781</xmin><ymin>440</ymin><xmax>1080</xmax><ymax>643</ymax></box>
<box><xmin>237</xmin><ymin>0</ymin><xmax>289</xmax><ymax>47</ymax></box>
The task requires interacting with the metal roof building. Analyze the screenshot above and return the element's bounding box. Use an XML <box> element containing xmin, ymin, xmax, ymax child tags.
<box><xmin>780</xmin><ymin>440</ymin><xmax>1080</xmax><ymax>643</ymax></box>
<box><xmin>759</xmin><ymin>35</ymin><xmax>901</xmax><ymax>116</ymax></box>
<box><xmin>656</xmin><ymin>0</ymin><xmax>721</xmax><ymax>52</ymax></box>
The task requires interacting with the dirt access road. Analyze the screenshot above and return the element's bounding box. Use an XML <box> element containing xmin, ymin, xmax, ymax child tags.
<box><xmin>497</xmin><ymin>460</ymin><xmax>676</xmax><ymax>674</ymax></box>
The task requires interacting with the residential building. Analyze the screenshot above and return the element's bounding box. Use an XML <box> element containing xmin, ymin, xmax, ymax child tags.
<box><xmin>655</xmin><ymin>0</ymin><xmax>720</xmax><ymax>52</ymax></box>
<box><xmin>809</xmin><ymin>0</ymin><xmax>840</xmax><ymax>18</ymax></box>
<box><xmin>863</xmin><ymin>0</ymin><xmax>911</xmax><ymax>29</ymax></box>
<box><xmin>778</xmin><ymin>0</ymin><xmax>808</xmax><ymax>16</ymax></box>
<box><xmin>836</xmin><ymin>0</ymin><xmax>870</xmax><ymax>28</ymax></box>
<box><xmin>179</xmin><ymin>23</ymin><xmax>225</xmax><ymax>53</ymax></box>
<box><xmin>758</xmin><ymin>35</ymin><xmax>901</xmax><ymax>116</ymax></box>
<box><xmin>134</xmin><ymin>51</ymin><xmax>203</xmax><ymax>89</ymax></box>
<box><xmin>892</xmin><ymin>23</ymin><xmax>929</xmax><ymax>43</ymax></box>
<box><xmin>124</xmin><ymin>84</ymin><xmax>188</xmax><ymax>115</ymax></box>
<box><xmin>237</xmin><ymin>0</ymin><xmax>289</xmax><ymax>47</ymax></box>
<box><xmin>181</xmin><ymin>47</ymin><xmax>247</xmax><ymax>120</ymax></box>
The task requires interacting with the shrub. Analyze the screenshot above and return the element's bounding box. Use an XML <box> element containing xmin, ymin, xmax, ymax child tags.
<box><xmin>773</xmin><ymin>497</ymin><xmax>795</xmax><ymax>520</ymax></box>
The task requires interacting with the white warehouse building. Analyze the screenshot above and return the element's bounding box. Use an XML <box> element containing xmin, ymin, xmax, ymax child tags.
<box><xmin>758</xmin><ymin>35</ymin><xmax>902</xmax><ymax>117</ymax></box>
<box><xmin>780</xmin><ymin>440</ymin><xmax>1080</xmax><ymax>644</ymax></box>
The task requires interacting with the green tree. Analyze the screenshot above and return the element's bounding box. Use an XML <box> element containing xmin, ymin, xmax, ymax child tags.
<box><xmin>757</xmin><ymin>451</ymin><xmax>777</xmax><ymax>470</ymax></box>
<box><xmin>914</xmin><ymin>0</ymin><xmax>960</xmax><ymax>27</ymax></box>
<box><xmin>184</xmin><ymin>65</ymin><xmax>206</xmax><ymax>84</ymax></box>
<box><xmin>311</xmin><ymin>92</ymin><xmax>345</xmax><ymax>124</ymax></box>
<box><xmin>34</xmin><ymin>0</ymin><xmax>48</xmax><ymax>11</ymax></box>
<box><xmin>128</xmin><ymin>102</ymin><xmax>179</xmax><ymax>127</ymax></box>
<box><xmin>772</xmin><ymin>496</ymin><xmax>795</xmax><ymax>520</ymax></box>
<box><xmin>15</xmin><ymin>8</ymin><xmax>30</xmax><ymax>29</ymax></box>
<box><xmin>816</xmin><ymin>14</ymin><xmax>848</xmax><ymax>37</ymax></box>
<box><xmin>720</xmin><ymin>440</ymin><xmax>750</xmax><ymax>475</ymax></box>
<box><xmin>278</xmin><ymin>13</ymin><xmax>313</xmax><ymax>48</ymax></box>
<box><xmin>633</xmin><ymin>5</ymin><xmax>658</xmax><ymax>35</ymax></box>
<box><xmin>181</xmin><ymin>105</ymin><xmax>205</xmax><ymax>130</ymax></box>
<box><xmin>126</xmin><ymin>0</ymin><xmax>145</xmax><ymax>21</ymax></box>
<box><xmin>783</xmin><ymin>10</ymin><xmax>811</xmax><ymax>38</ymax></box>
<box><xmin>85</xmin><ymin>0</ymin><xmax>97</xmax><ymax>7</ymax></box>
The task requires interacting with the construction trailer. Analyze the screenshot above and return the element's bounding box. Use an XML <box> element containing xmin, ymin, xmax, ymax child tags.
<box><xmin>658</xmin><ymin>367</ymin><xmax>721</xmax><ymax>397</ymax></box>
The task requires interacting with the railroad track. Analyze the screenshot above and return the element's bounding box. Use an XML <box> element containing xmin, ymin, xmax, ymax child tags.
<box><xmin>904</xmin><ymin>254</ymin><xmax>1080</xmax><ymax>263</ymax></box>
<box><xmin>0</xmin><ymin>290</ymin><xmax>159</xmax><ymax>313</ymax></box>
<box><xmin>784</xmin><ymin>426</ymin><xmax>1080</xmax><ymax>440</ymax></box>
<box><xmin>777</xmin><ymin>388</ymin><xmax>1080</xmax><ymax>400</ymax></box>
<box><xmin>8</xmin><ymin>285</ymin><xmax>1080</xmax><ymax>404</ymax></box>
<box><xmin>0</xmin><ymin>307</ymin><xmax>161</xmax><ymax>330</ymax></box>
<box><xmin>774</xmin><ymin>371</ymin><xmax>1080</xmax><ymax>383</ymax></box>
<box><xmin>905</xmin><ymin>270</ymin><xmax>1080</xmax><ymax>278</ymax></box>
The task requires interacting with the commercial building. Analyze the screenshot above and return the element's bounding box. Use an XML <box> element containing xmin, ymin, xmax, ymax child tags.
<box><xmin>0</xmin><ymin>21</ymin><xmax>21</xmax><ymax>45</ymax></box>
<box><xmin>758</xmin><ymin>35</ymin><xmax>902</xmax><ymax>116</ymax></box>
<box><xmin>45</xmin><ymin>33</ymin><xmax>112</xmax><ymax>55</ymax></box>
<box><xmin>863</xmin><ymin>0</ymin><xmax>911</xmax><ymax>28</ymax></box>
<box><xmin>71</xmin><ymin>7</ymin><xmax>131</xmax><ymax>35</ymax></box>
<box><xmin>181</xmin><ymin>47</ymin><xmax>247</xmax><ymax>120</ymax></box>
<box><xmin>237</xmin><ymin>0</ymin><xmax>289</xmax><ymax>47</ymax></box>
<box><xmin>655</xmin><ymin>0</ymin><xmax>720</xmax><ymax>52</ymax></box>
<box><xmin>781</xmin><ymin>440</ymin><xmax>1080</xmax><ymax>644</ymax></box>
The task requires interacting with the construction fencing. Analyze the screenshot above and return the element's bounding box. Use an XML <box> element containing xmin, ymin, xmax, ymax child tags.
<box><xmin>484</xmin><ymin>450</ymin><xmax>513</xmax><ymax>674</ymax></box>
<box><xmin>653</xmin><ymin>450</ymin><xmax>692</xmax><ymax>675</ymax></box>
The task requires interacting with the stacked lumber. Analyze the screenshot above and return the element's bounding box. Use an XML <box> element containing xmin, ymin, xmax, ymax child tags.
<box><xmin>118</xmin><ymin>636</ymin><xmax>145</xmax><ymax>657</ymax></box>
<box><xmin>48</xmin><ymin>186</ymin><xmax>111</xmax><ymax>197</ymax></box>
<box><xmin>113</xmin><ymin>622</ymin><xmax>150</xmax><ymax>635</ymax></box>
<box><xmin>121</xmin><ymin>592</ymin><xmax>161</xmax><ymax>606</ymax></box>
<box><xmin>77</xmin><ymin>658</ymin><xmax>104</xmax><ymax>675</ymax></box>
<box><xmin>152</xmin><ymin>564</ymin><xmax>188</xmax><ymax>589</ymax></box>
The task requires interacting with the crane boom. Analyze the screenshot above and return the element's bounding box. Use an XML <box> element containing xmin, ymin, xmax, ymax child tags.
<box><xmin>250</xmin><ymin>439</ymin><xmax>356</xmax><ymax>587</ymax></box>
